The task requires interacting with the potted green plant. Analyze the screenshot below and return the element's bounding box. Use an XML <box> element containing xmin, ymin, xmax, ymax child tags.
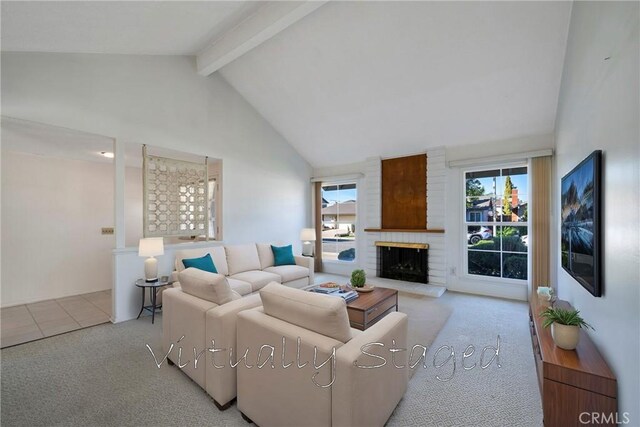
<box><xmin>350</xmin><ymin>269</ymin><xmax>366</xmax><ymax>288</ymax></box>
<box><xmin>540</xmin><ymin>307</ymin><xmax>594</xmax><ymax>350</ymax></box>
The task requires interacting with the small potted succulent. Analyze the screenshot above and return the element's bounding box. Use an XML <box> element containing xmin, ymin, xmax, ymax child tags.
<box><xmin>350</xmin><ymin>269</ymin><xmax>366</xmax><ymax>288</ymax></box>
<box><xmin>540</xmin><ymin>307</ymin><xmax>594</xmax><ymax>350</ymax></box>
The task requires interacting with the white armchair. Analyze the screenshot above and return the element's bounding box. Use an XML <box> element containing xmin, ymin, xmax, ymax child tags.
<box><xmin>235</xmin><ymin>283</ymin><xmax>408</xmax><ymax>427</ymax></box>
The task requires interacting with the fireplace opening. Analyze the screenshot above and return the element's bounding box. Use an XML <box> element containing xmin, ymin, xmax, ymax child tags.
<box><xmin>377</xmin><ymin>243</ymin><xmax>429</xmax><ymax>284</ymax></box>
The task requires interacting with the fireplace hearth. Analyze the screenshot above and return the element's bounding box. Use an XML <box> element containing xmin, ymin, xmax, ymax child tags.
<box><xmin>377</xmin><ymin>242</ymin><xmax>429</xmax><ymax>284</ymax></box>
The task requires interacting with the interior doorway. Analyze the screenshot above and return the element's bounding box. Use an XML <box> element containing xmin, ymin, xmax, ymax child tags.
<box><xmin>1</xmin><ymin>116</ymin><xmax>116</xmax><ymax>347</ymax></box>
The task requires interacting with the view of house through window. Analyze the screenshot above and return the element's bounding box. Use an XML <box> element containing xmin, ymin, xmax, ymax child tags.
<box><xmin>321</xmin><ymin>183</ymin><xmax>357</xmax><ymax>262</ymax></box>
<box><xmin>465</xmin><ymin>166</ymin><xmax>528</xmax><ymax>280</ymax></box>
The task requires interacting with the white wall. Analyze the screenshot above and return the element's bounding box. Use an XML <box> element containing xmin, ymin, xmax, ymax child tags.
<box><xmin>1</xmin><ymin>151</ymin><xmax>114</xmax><ymax>306</ymax></box>
<box><xmin>124</xmin><ymin>166</ymin><xmax>143</xmax><ymax>248</ymax></box>
<box><xmin>1</xmin><ymin>53</ymin><xmax>312</xmax><ymax>320</ymax></box>
<box><xmin>553</xmin><ymin>2</ymin><xmax>639</xmax><ymax>420</ymax></box>
<box><xmin>445</xmin><ymin>134</ymin><xmax>555</xmax><ymax>300</ymax></box>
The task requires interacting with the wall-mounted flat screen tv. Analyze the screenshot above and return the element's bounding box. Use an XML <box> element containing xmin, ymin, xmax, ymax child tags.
<box><xmin>561</xmin><ymin>150</ymin><xmax>602</xmax><ymax>297</ymax></box>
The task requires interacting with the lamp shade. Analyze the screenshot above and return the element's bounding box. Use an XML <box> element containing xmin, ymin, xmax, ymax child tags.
<box><xmin>138</xmin><ymin>237</ymin><xmax>164</xmax><ymax>257</ymax></box>
<box><xmin>300</xmin><ymin>228</ymin><xmax>316</xmax><ymax>242</ymax></box>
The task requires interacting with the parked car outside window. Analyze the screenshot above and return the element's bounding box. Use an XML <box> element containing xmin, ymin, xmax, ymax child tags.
<box><xmin>467</xmin><ymin>226</ymin><xmax>493</xmax><ymax>245</ymax></box>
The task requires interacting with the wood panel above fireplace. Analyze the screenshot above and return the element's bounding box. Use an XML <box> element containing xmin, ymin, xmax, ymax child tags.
<box><xmin>381</xmin><ymin>154</ymin><xmax>426</xmax><ymax>229</ymax></box>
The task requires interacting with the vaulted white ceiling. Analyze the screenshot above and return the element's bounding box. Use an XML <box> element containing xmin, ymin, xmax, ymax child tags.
<box><xmin>1</xmin><ymin>1</ymin><xmax>259</xmax><ymax>55</ymax></box>
<box><xmin>1</xmin><ymin>1</ymin><xmax>572</xmax><ymax>168</ymax></box>
<box><xmin>219</xmin><ymin>1</ymin><xmax>572</xmax><ymax>167</ymax></box>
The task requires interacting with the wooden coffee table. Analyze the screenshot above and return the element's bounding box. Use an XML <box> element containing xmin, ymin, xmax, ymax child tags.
<box><xmin>347</xmin><ymin>287</ymin><xmax>398</xmax><ymax>330</ymax></box>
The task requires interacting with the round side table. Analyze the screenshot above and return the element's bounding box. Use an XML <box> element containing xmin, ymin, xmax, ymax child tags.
<box><xmin>135</xmin><ymin>278</ymin><xmax>170</xmax><ymax>324</ymax></box>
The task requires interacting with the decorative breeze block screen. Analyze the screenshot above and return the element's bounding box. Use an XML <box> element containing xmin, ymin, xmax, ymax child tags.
<box><xmin>143</xmin><ymin>155</ymin><xmax>208</xmax><ymax>237</ymax></box>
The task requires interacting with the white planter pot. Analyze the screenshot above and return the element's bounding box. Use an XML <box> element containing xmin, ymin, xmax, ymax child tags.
<box><xmin>551</xmin><ymin>323</ymin><xmax>580</xmax><ymax>350</ymax></box>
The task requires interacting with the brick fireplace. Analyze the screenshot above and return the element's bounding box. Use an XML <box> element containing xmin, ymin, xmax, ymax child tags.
<box><xmin>361</xmin><ymin>148</ymin><xmax>446</xmax><ymax>287</ymax></box>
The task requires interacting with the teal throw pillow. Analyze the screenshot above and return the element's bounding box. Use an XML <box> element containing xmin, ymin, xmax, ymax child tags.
<box><xmin>271</xmin><ymin>245</ymin><xmax>296</xmax><ymax>266</ymax></box>
<box><xmin>182</xmin><ymin>253</ymin><xmax>217</xmax><ymax>273</ymax></box>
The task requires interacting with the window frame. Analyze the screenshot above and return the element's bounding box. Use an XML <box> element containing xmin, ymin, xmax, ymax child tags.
<box><xmin>461</xmin><ymin>163</ymin><xmax>530</xmax><ymax>284</ymax></box>
<box><xmin>207</xmin><ymin>177</ymin><xmax>218</xmax><ymax>239</ymax></box>
<box><xmin>320</xmin><ymin>180</ymin><xmax>358</xmax><ymax>264</ymax></box>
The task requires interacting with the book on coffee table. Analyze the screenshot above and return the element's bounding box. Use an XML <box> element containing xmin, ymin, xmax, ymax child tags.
<box><xmin>339</xmin><ymin>291</ymin><xmax>359</xmax><ymax>303</ymax></box>
<box><xmin>325</xmin><ymin>289</ymin><xmax>358</xmax><ymax>303</ymax></box>
<box><xmin>311</xmin><ymin>286</ymin><xmax>339</xmax><ymax>294</ymax></box>
<box><xmin>310</xmin><ymin>284</ymin><xmax>358</xmax><ymax>302</ymax></box>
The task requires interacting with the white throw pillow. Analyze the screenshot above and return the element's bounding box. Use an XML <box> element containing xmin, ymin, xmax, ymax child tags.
<box><xmin>256</xmin><ymin>243</ymin><xmax>275</xmax><ymax>269</ymax></box>
<box><xmin>179</xmin><ymin>268</ymin><xmax>235</xmax><ymax>305</ymax></box>
<box><xmin>225</xmin><ymin>244</ymin><xmax>261</xmax><ymax>275</ymax></box>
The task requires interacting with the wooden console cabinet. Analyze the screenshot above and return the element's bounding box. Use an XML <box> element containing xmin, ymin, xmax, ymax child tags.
<box><xmin>529</xmin><ymin>300</ymin><xmax>617</xmax><ymax>426</ymax></box>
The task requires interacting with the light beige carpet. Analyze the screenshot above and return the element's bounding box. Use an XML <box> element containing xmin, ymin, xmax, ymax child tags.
<box><xmin>1</xmin><ymin>292</ymin><xmax>542</xmax><ymax>426</ymax></box>
<box><xmin>397</xmin><ymin>291</ymin><xmax>452</xmax><ymax>379</ymax></box>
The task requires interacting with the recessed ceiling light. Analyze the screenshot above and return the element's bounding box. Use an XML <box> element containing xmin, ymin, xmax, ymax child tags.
<box><xmin>100</xmin><ymin>151</ymin><xmax>114</xmax><ymax>158</ymax></box>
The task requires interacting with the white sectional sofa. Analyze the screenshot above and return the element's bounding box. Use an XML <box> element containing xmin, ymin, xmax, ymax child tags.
<box><xmin>163</xmin><ymin>243</ymin><xmax>314</xmax><ymax>409</ymax></box>
<box><xmin>172</xmin><ymin>243</ymin><xmax>314</xmax><ymax>294</ymax></box>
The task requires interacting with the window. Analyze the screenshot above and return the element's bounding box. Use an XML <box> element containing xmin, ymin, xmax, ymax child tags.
<box><xmin>468</xmin><ymin>212</ymin><xmax>482</xmax><ymax>222</ymax></box>
<box><xmin>465</xmin><ymin>166</ymin><xmax>528</xmax><ymax>280</ymax></box>
<box><xmin>321</xmin><ymin>183</ymin><xmax>357</xmax><ymax>262</ymax></box>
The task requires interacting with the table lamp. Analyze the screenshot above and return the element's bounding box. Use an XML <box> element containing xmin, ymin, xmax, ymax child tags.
<box><xmin>300</xmin><ymin>228</ymin><xmax>316</xmax><ymax>256</ymax></box>
<box><xmin>138</xmin><ymin>237</ymin><xmax>164</xmax><ymax>282</ymax></box>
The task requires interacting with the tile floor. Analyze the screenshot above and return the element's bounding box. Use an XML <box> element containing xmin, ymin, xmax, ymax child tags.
<box><xmin>1</xmin><ymin>290</ymin><xmax>111</xmax><ymax>348</ymax></box>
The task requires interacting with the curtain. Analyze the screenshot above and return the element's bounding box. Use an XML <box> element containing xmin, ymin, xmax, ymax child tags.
<box><xmin>314</xmin><ymin>181</ymin><xmax>323</xmax><ymax>272</ymax></box>
<box><xmin>531</xmin><ymin>155</ymin><xmax>552</xmax><ymax>299</ymax></box>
